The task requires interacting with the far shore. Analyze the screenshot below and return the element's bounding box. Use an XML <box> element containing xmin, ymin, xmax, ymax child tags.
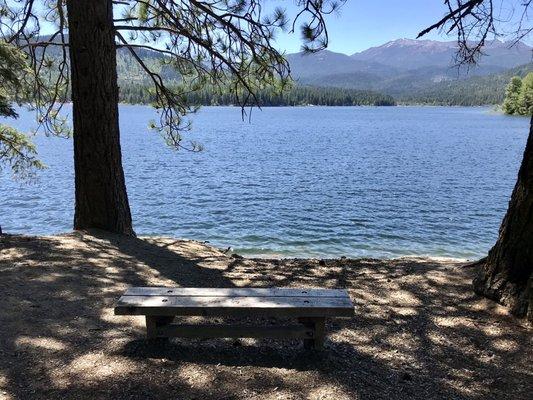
<box><xmin>37</xmin><ymin>101</ymin><xmax>504</xmax><ymax>108</ymax></box>
<box><xmin>1</xmin><ymin>230</ymin><xmax>531</xmax><ymax>400</ymax></box>
<box><xmin>117</xmin><ymin>102</ymin><xmax>501</xmax><ymax>108</ymax></box>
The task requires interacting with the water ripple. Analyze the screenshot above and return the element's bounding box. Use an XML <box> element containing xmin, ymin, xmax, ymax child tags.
<box><xmin>0</xmin><ymin>105</ymin><xmax>529</xmax><ymax>259</ymax></box>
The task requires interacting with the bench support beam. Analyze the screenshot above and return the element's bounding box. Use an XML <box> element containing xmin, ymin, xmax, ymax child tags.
<box><xmin>144</xmin><ymin>317</ymin><xmax>326</xmax><ymax>349</ymax></box>
<box><xmin>155</xmin><ymin>323</ymin><xmax>315</xmax><ymax>339</ymax></box>
<box><xmin>298</xmin><ymin>317</ymin><xmax>326</xmax><ymax>349</ymax></box>
<box><xmin>146</xmin><ymin>316</ymin><xmax>175</xmax><ymax>339</ymax></box>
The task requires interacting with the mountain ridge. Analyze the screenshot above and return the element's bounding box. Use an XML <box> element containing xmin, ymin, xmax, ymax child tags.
<box><xmin>286</xmin><ymin>38</ymin><xmax>532</xmax><ymax>75</ymax></box>
<box><xmin>286</xmin><ymin>38</ymin><xmax>532</xmax><ymax>64</ymax></box>
<box><xmin>285</xmin><ymin>38</ymin><xmax>532</xmax><ymax>103</ymax></box>
<box><xmin>349</xmin><ymin>38</ymin><xmax>532</xmax><ymax>70</ymax></box>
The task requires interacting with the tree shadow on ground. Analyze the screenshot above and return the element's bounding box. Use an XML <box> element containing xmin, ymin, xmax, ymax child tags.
<box><xmin>0</xmin><ymin>232</ymin><xmax>531</xmax><ymax>400</ymax></box>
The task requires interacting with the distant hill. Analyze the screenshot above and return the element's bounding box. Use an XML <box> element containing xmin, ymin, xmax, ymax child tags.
<box><xmin>399</xmin><ymin>62</ymin><xmax>533</xmax><ymax>105</ymax></box>
<box><xmin>350</xmin><ymin>38</ymin><xmax>532</xmax><ymax>70</ymax></box>
<box><xmin>287</xmin><ymin>38</ymin><xmax>533</xmax><ymax>104</ymax></box>
<box><xmin>286</xmin><ymin>50</ymin><xmax>397</xmax><ymax>80</ymax></box>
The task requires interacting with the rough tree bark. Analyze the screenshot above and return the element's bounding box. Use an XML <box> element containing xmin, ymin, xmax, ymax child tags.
<box><xmin>473</xmin><ymin>116</ymin><xmax>533</xmax><ymax>321</ymax></box>
<box><xmin>66</xmin><ymin>0</ymin><xmax>134</xmax><ymax>235</ymax></box>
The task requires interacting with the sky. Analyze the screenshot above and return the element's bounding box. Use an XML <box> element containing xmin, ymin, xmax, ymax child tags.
<box><xmin>269</xmin><ymin>0</ymin><xmax>530</xmax><ymax>54</ymax></box>
<box><xmin>25</xmin><ymin>0</ymin><xmax>532</xmax><ymax>55</ymax></box>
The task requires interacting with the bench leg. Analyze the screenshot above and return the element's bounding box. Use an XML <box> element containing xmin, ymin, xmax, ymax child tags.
<box><xmin>298</xmin><ymin>317</ymin><xmax>326</xmax><ymax>350</ymax></box>
<box><xmin>146</xmin><ymin>316</ymin><xmax>175</xmax><ymax>339</ymax></box>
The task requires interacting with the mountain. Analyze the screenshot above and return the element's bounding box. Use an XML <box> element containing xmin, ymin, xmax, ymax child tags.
<box><xmin>288</xmin><ymin>39</ymin><xmax>532</xmax><ymax>82</ymax></box>
<box><xmin>286</xmin><ymin>50</ymin><xmax>396</xmax><ymax>79</ymax></box>
<box><xmin>286</xmin><ymin>38</ymin><xmax>533</xmax><ymax>104</ymax></box>
<box><xmin>350</xmin><ymin>38</ymin><xmax>532</xmax><ymax>70</ymax></box>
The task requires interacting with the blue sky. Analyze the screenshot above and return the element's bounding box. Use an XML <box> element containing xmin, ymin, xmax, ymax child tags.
<box><xmin>29</xmin><ymin>0</ymin><xmax>530</xmax><ymax>55</ymax></box>
<box><xmin>271</xmin><ymin>0</ymin><xmax>528</xmax><ymax>54</ymax></box>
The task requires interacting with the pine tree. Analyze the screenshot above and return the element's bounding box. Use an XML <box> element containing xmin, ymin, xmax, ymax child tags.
<box><xmin>0</xmin><ymin>42</ymin><xmax>43</xmax><ymax>178</ymax></box>
<box><xmin>517</xmin><ymin>72</ymin><xmax>533</xmax><ymax>116</ymax></box>
<box><xmin>502</xmin><ymin>76</ymin><xmax>523</xmax><ymax>115</ymax></box>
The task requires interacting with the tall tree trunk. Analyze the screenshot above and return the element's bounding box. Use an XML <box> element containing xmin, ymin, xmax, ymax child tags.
<box><xmin>473</xmin><ymin>116</ymin><xmax>533</xmax><ymax>321</ymax></box>
<box><xmin>66</xmin><ymin>0</ymin><xmax>134</xmax><ymax>235</ymax></box>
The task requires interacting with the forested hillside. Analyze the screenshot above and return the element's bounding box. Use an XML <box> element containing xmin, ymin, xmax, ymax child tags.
<box><xmin>34</xmin><ymin>41</ymin><xmax>394</xmax><ymax>107</ymax></box>
<box><xmin>116</xmin><ymin>63</ymin><xmax>532</xmax><ymax>107</ymax></box>
<box><xmin>399</xmin><ymin>63</ymin><xmax>533</xmax><ymax>105</ymax></box>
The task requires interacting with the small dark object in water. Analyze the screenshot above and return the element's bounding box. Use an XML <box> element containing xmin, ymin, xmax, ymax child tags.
<box><xmin>319</xmin><ymin>259</ymin><xmax>326</xmax><ymax>266</ymax></box>
<box><xmin>0</xmin><ymin>225</ymin><xmax>2</xmax><ymax>235</ymax></box>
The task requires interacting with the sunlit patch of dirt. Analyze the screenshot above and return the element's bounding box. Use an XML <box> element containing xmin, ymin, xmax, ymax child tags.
<box><xmin>0</xmin><ymin>231</ymin><xmax>531</xmax><ymax>400</ymax></box>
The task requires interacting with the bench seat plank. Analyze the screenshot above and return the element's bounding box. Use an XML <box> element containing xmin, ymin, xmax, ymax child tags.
<box><xmin>124</xmin><ymin>287</ymin><xmax>349</xmax><ymax>298</ymax></box>
<box><xmin>115</xmin><ymin>294</ymin><xmax>354</xmax><ymax>318</ymax></box>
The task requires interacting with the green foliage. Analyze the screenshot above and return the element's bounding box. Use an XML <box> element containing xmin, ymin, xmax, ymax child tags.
<box><xmin>517</xmin><ymin>73</ymin><xmax>533</xmax><ymax>116</ymax></box>
<box><xmin>0</xmin><ymin>41</ymin><xmax>44</xmax><ymax>179</ymax></box>
<box><xmin>118</xmin><ymin>82</ymin><xmax>396</xmax><ymax>107</ymax></box>
<box><xmin>502</xmin><ymin>76</ymin><xmax>523</xmax><ymax>114</ymax></box>
<box><xmin>0</xmin><ymin>125</ymin><xmax>44</xmax><ymax>178</ymax></box>
<box><xmin>398</xmin><ymin>63</ymin><xmax>533</xmax><ymax>106</ymax></box>
<box><xmin>0</xmin><ymin>41</ymin><xmax>25</xmax><ymax>118</ymax></box>
<box><xmin>502</xmin><ymin>73</ymin><xmax>533</xmax><ymax>116</ymax></box>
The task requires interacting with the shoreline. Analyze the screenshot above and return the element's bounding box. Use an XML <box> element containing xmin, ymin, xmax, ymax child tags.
<box><xmin>12</xmin><ymin>102</ymin><xmax>503</xmax><ymax>109</ymax></box>
<box><xmin>117</xmin><ymin>102</ymin><xmax>501</xmax><ymax>108</ymax></box>
<box><xmin>230</xmin><ymin>251</ymin><xmax>474</xmax><ymax>263</ymax></box>
<box><xmin>1</xmin><ymin>231</ymin><xmax>477</xmax><ymax>264</ymax></box>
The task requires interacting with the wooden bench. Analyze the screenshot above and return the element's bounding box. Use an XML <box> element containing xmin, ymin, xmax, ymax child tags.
<box><xmin>114</xmin><ymin>287</ymin><xmax>354</xmax><ymax>349</ymax></box>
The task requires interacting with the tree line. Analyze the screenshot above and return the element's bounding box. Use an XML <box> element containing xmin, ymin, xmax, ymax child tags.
<box><xmin>502</xmin><ymin>73</ymin><xmax>533</xmax><ymax>116</ymax></box>
<box><xmin>118</xmin><ymin>83</ymin><xmax>396</xmax><ymax>107</ymax></box>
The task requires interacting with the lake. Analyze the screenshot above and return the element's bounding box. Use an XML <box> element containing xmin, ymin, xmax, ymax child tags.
<box><xmin>0</xmin><ymin>105</ymin><xmax>529</xmax><ymax>259</ymax></box>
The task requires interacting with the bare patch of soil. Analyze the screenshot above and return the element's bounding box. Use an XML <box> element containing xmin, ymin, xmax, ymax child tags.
<box><xmin>0</xmin><ymin>231</ymin><xmax>531</xmax><ymax>400</ymax></box>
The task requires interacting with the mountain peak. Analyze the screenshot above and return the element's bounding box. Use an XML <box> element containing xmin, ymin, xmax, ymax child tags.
<box><xmin>383</xmin><ymin>38</ymin><xmax>421</xmax><ymax>47</ymax></box>
<box><xmin>350</xmin><ymin>38</ymin><xmax>531</xmax><ymax>69</ymax></box>
<box><xmin>367</xmin><ymin>38</ymin><xmax>457</xmax><ymax>52</ymax></box>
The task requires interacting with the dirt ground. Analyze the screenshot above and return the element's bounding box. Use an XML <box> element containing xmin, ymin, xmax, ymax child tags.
<box><xmin>0</xmin><ymin>231</ymin><xmax>531</xmax><ymax>400</ymax></box>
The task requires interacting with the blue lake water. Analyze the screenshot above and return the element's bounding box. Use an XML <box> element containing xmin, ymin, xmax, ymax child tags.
<box><xmin>0</xmin><ymin>105</ymin><xmax>529</xmax><ymax>259</ymax></box>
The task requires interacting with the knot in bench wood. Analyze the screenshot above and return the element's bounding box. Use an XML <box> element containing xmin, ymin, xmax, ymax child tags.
<box><xmin>114</xmin><ymin>287</ymin><xmax>354</xmax><ymax>349</ymax></box>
